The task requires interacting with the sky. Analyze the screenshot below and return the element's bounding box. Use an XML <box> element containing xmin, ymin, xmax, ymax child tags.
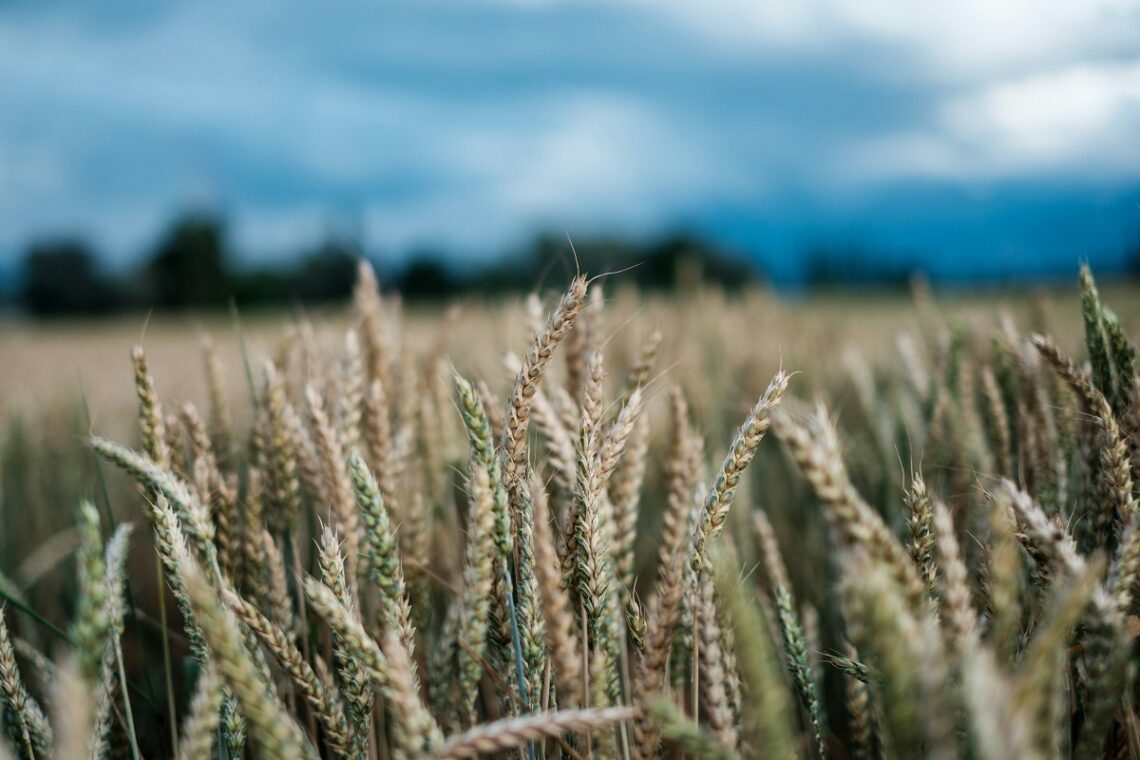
<box><xmin>1</xmin><ymin>0</ymin><xmax>1140</xmax><ymax>284</ymax></box>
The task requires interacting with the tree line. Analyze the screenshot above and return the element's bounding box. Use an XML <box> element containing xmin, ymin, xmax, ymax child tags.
<box><xmin>16</xmin><ymin>213</ymin><xmax>763</xmax><ymax>317</ymax></box>
<box><xmin>19</xmin><ymin>212</ymin><xmax>1140</xmax><ymax>316</ymax></box>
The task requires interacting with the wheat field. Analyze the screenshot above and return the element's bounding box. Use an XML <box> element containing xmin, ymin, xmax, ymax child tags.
<box><xmin>1</xmin><ymin>264</ymin><xmax>1139</xmax><ymax>759</ymax></box>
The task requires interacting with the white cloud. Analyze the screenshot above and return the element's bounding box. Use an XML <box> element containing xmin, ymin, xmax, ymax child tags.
<box><xmin>632</xmin><ymin>0</ymin><xmax>1140</xmax><ymax>80</ymax></box>
<box><xmin>458</xmin><ymin>95</ymin><xmax>722</xmax><ymax>213</ymax></box>
<box><xmin>361</xmin><ymin>92</ymin><xmax>736</xmax><ymax>252</ymax></box>
<box><xmin>851</xmin><ymin>59</ymin><xmax>1140</xmax><ymax>181</ymax></box>
<box><xmin>944</xmin><ymin>62</ymin><xmax>1140</xmax><ymax>159</ymax></box>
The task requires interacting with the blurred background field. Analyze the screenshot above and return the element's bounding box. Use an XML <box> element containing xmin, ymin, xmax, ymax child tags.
<box><xmin>4</xmin><ymin>271</ymin><xmax>1138</xmax><ymax>564</ymax></box>
<box><xmin>4</xmin><ymin>278</ymin><xmax>1139</xmax><ymax>418</ymax></box>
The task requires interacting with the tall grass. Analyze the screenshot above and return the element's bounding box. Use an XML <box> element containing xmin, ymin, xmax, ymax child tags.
<box><xmin>0</xmin><ymin>263</ymin><xmax>1138</xmax><ymax>758</ymax></box>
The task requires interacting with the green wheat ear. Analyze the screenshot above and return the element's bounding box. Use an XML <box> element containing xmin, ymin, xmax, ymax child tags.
<box><xmin>1079</xmin><ymin>264</ymin><xmax>1117</xmax><ymax>404</ymax></box>
<box><xmin>71</xmin><ymin>500</ymin><xmax>110</xmax><ymax>681</ymax></box>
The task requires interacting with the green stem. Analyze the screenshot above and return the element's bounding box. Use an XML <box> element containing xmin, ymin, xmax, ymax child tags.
<box><xmin>156</xmin><ymin>551</ymin><xmax>180</xmax><ymax>754</ymax></box>
<box><xmin>503</xmin><ymin>568</ymin><xmax>537</xmax><ymax>760</ymax></box>
<box><xmin>114</xmin><ymin>635</ymin><xmax>143</xmax><ymax>760</ymax></box>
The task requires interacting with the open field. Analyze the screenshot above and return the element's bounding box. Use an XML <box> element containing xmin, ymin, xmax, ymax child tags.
<box><xmin>1</xmin><ymin>269</ymin><xmax>1139</xmax><ymax>759</ymax></box>
<box><xmin>5</xmin><ymin>282</ymin><xmax>1137</xmax><ymax>423</ymax></box>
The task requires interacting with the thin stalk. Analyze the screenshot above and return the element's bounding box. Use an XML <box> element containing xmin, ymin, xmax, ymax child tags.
<box><xmin>229</xmin><ymin>296</ymin><xmax>261</xmax><ymax>411</ymax></box>
<box><xmin>114</xmin><ymin>635</ymin><xmax>142</xmax><ymax>760</ymax></box>
<box><xmin>287</xmin><ymin>532</ymin><xmax>319</xmax><ymax>742</ymax></box>
<box><xmin>504</xmin><ymin>570</ymin><xmax>538</xmax><ymax>760</ymax></box>
<box><xmin>691</xmin><ymin>625</ymin><xmax>699</xmax><ymax>724</ymax></box>
<box><xmin>156</xmin><ymin>551</ymin><xmax>179</xmax><ymax>752</ymax></box>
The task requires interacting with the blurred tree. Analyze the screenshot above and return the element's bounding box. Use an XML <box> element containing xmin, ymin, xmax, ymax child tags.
<box><xmin>146</xmin><ymin>213</ymin><xmax>230</xmax><ymax>307</ymax></box>
<box><xmin>644</xmin><ymin>233</ymin><xmax>759</xmax><ymax>291</ymax></box>
<box><xmin>13</xmin><ymin>213</ymin><xmax>768</xmax><ymax>319</ymax></box>
<box><xmin>513</xmin><ymin>231</ymin><xmax>760</xmax><ymax>292</ymax></box>
<box><xmin>291</xmin><ymin>239</ymin><xmax>359</xmax><ymax>302</ymax></box>
<box><xmin>1127</xmin><ymin>235</ymin><xmax>1140</xmax><ymax>280</ymax></box>
<box><xmin>20</xmin><ymin>239</ymin><xmax>118</xmax><ymax>316</ymax></box>
<box><xmin>399</xmin><ymin>252</ymin><xmax>459</xmax><ymax>300</ymax></box>
<box><xmin>228</xmin><ymin>268</ymin><xmax>290</xmax><ymax>308</ymax></box>
<box><xmin>805</xmin><ymin>244</ymin><xmax>913</xmax><ymax>290</ymax></box>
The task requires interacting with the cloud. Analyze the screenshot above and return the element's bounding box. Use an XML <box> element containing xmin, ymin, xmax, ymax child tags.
<box><xmin>852</xmin><ymin>60</ymin><xmax>1140</xmax><ymax>182</ymax></box>
<box><xmin>632</xmin><ymin>0</ymin><xmax>1140</xmax><ymax>78</ymax></box>
<box><xmin>455</xmin><ymin>94</ymin><xmax>726</xmax><ymax>221</ymax></box>
<box><xmin>0</xmin><ymin>0</ymin><xmax>1138</xmax><ymax>273</ymax></box>
<box><xmin>353</xmin><ymin>91</ymin><xmax>734</xmax><ymax>257</ymax></box>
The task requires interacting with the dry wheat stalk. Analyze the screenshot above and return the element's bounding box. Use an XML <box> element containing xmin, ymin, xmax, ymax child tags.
<box><xmin>433</xmin><ymin>705</ymin><xmax>637</xmax><ymax>759</ymax></box>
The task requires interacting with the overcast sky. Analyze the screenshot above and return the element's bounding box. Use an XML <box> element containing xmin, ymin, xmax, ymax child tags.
<box><xmin>2</xmin><ymin>0</ymin><xmax>1139</xmax><ymax>281</ymax></box>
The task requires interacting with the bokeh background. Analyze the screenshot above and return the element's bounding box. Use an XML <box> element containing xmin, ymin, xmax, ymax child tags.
<box><xmin>3</xmin><ymin>0</ymin><xmax>1140</xmax><ymax>317</ymax></box>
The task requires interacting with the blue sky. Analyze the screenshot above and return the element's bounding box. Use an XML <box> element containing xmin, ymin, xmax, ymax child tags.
<box><xmin>2</xmin><ymin>0</ymin><xmax>1140</xmax><ymax>283</ymax></box>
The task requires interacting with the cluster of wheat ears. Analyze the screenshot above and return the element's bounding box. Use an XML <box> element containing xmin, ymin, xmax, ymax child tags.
<box><xmin>1</xmin><ymin>263</ymin><xmax>1139</xmax><ymax>759</ymax></box>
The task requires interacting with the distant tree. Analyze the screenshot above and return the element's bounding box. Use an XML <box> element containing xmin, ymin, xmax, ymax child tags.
<box><xmin>228</xmin><ymin>268</ymin><xmax>291</xmax><ymax>308</ymax></box>
<box><xmin>16</xmin><ymin>212</ymin><xmax>771</xmax><ymax>320</ymax></box>
<box><xmin>20</xmin><ymin>239</ymin><xmax>119</xmax><ymax>316</ymax></box>
<box><xmin>1127</xmin><ymin>235</ymin><xmax>1140</xmax><ymax>280</ymax></box>
<box><xmin>467</xmin><ymin>231</ymin><xmax>761</xmax><ymax>295</ymax></box>
<box><xmin>643</xmin><ymin>233</ymin><xmax>759</xmax><ymax>291</ymax></box>
<box><xmin>146</xmin><ymin>214</ymin><xmax>230</xmax><ymax>307</ymax></box>
<box><xmin>805</xmin><ymin>244</ymin><xmax>913</xmax><ymax>289</ymax></box>
<box><xmin>399</xmin><ymin>252</ymin><xmax>459</xmax><ymax>300</ymax></box>
<box><xmin>528</xmin><ymin>231</ymin><xmax>759</xmax><ymax>291</ymax></box>
<box><xmin>290</xmin><ymin>239</ymin><xmax>358</xmax><ymax>302</ymax></box>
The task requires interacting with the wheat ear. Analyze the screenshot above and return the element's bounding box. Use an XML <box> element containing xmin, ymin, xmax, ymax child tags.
<box><xmin>433</xmin><ymin>705</ymin><xmax>636</xmax><ymax>759</ymax></box>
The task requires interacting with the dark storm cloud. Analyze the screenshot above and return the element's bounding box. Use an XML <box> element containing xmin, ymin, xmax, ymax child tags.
<box><xmin>1</xmin><ymin>0</ymin><xmax>1138</xmax><ymax>280</ymax></box>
